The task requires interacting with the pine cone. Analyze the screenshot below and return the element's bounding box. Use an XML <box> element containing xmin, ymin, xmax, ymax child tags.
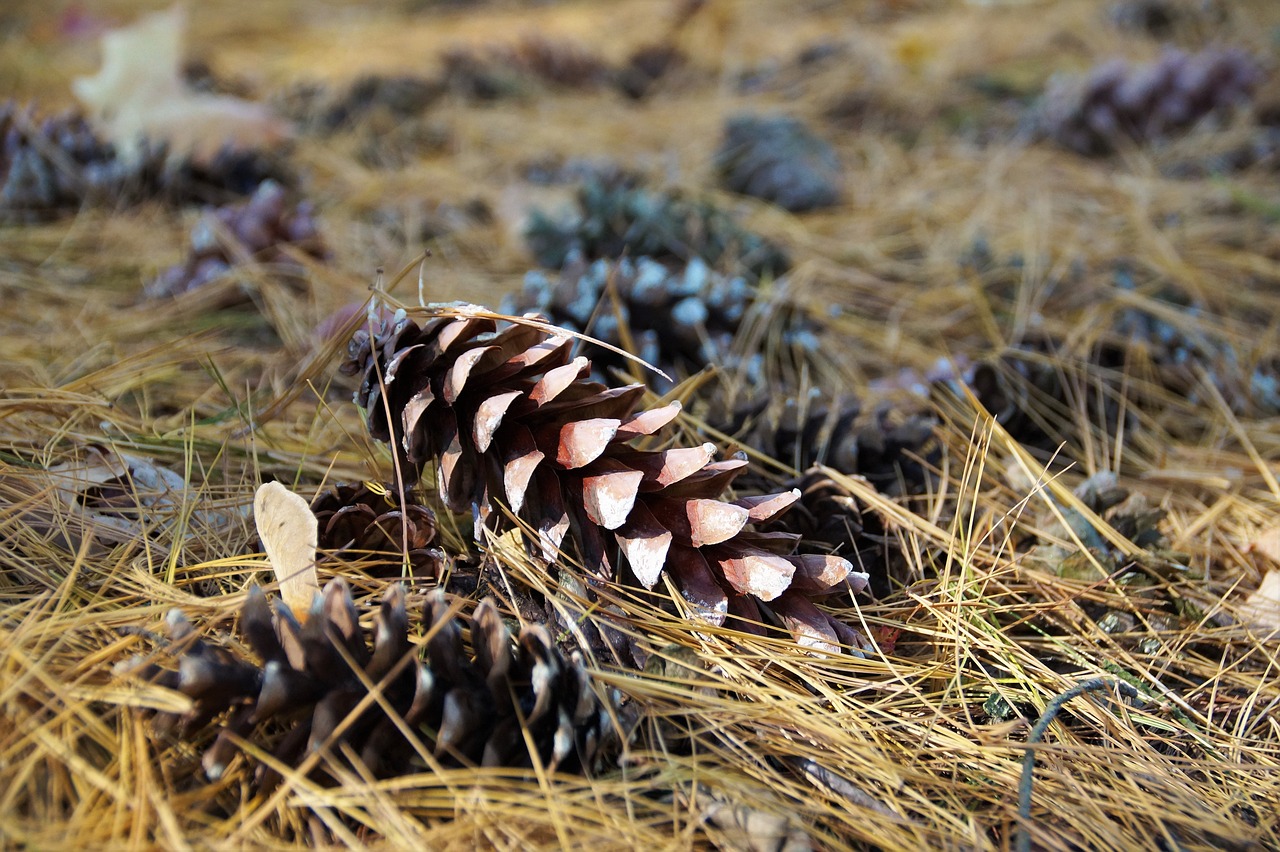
<box><xmin>134</xmin><ymin>578</ymin><xmax>613</xmax><ymax>790</ymax></box>
<box><xmin>714</xmin><ymin>114</ymin><xmax>843</xmax><ymax>212</ymax></box>
<box><xmin>523</xmin><ymin>176</ymin><xmax>790</xmax><ymax>278</ymax></box>
<box><xmin>721</xmin><ymin>392</ymin><xmax>940</xmax><ymax>498</ymax></box>
<box><xmin>506</xmin><ymin>254</ymin><xmax>820</xmax><ymax>387</ymax></box>
<box><xmin>1</xmin><ymin>100</ymin><xmax>290</xmax><ymax>221</ymax></box>
<box><xmin>757</xmin><ymin>470</ymin><xmax>901</xmax><ymax>601</ymax></box>
<box><xmin>341</xmin><ymin>309</ymin><xmax>868</xmax><ymax>651</ymax></box>
<box><xmin>1038</xmin><ymin>47</ymin><xmax>1264</xmax><ymax>156</ymax></box>
<box><xmin>276</xmin><ymin>74</ymin><xmax>443</xmax><ymax>134</ymax></box>
<box><xmin>145</xmin><ymin>180</ymin><xmax>327</xmax><ymax>300</ymax></box>
<box><xmin>1</xmin><ymin>101</ymin><xmax>141</xmax><ymax>220</ymax></box>
<box><xmin>310</xmin><ymin>482</ymin><xmax>444</xmax><ymax>577</ymax></box>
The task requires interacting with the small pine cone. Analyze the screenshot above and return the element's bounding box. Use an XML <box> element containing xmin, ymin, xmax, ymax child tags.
<box><xmin>145</xmin><ymin>180</ymin><xmax>327</xmax><ymax>300</ymax></box>
<box><xmin>1</xmin><ymin>101</ymin><xmax>116</xmax><ymax>220</ymax></box>
<box><xmin>1</xmin><ymin>100</ymin><xmax>291</xmax><ymax>221</ymax></box>
<box><xmin>714</xmin><ymin>114</ymin><xmax>843</xmax><ymax>212</ymax></box>
<box><xmin>723</xmin><ymin>392</ymin><xmax>940</xmax><ymax>498</ymax></box>
<box><xmin>135</xmin><ymin>578</ymin><xmax>613</xmax><ymax>789</ymax></box>
<box><xmin>964</xmin><ymin>337</ymin><xmax>1133</xmax><ymax>452</ymax></box>
<box><xmin>506</xmin><ymin>254</ymin><xmax>821</xmax><ymax>386</ymax></box>
<box><xmin>1038</xmin><ymin>47</ymin><xmax>1264</xmax><ymax>156</ymax></box>
<box><xmin>615</xmin><ymin>44</ymin><xmax>686</xmax><ymax>100</ymax></box>
<box><xmin>341</xmin><ymin>310</ymin><xmax>868</xmax><ymax>651</ymax></box>
<box><xmin>310</xmin><ymin>482</ymin><xmax>445</xmax><ymax>577</ymax></box>
<box><xmin>757</xmin><ymin>470</ymin><xmax>900</xmax><ymax>602</ymax></box>
<box><xmin>506</xmin><ymin>35</ymin><xmax>612</xmax><ymax>89</ymax></box>
<box><xmin>523</xmin><ymin>175</ymin><xmax>790</xmax><ymax>278</ymax></box>
<box><xmin>276</xmin><ymin>75</ymin><xmax>443</xmax><ymax>134</ymax></box>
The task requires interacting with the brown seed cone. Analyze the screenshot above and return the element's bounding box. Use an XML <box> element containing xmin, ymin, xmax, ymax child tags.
<box><xmin>310</xmin><ymin>481</ymin><xmax>444</xmax><ymax>577</ymax></box>
<box><xmin>133</xmin><ymin>578</ymin><xmax>613</xmax><ymax>789</ymax></box>
<box><xmin>340</xmin><ymin>309</ymin><xmax>868</xmax><ymax>651</ymax></box>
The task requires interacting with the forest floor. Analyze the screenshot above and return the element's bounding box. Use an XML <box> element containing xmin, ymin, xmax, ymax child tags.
<box><xmin>2</xmin><ymin>0</ymin><xmax>1280</xmax><ymax>849</ymax></box>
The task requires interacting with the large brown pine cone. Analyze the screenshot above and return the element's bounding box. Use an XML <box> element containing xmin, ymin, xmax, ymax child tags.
<box><xmin>341</xmin><ymin>308</ymin><xmax>869</xmax><ymax>651</ymax></box>
<box><xmin>135</xmin><ymin>578</ymin><xmax>612</xmax><ymax>790</ymax></box>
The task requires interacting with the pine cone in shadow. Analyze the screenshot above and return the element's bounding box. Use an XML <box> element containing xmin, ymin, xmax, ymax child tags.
<box><xmin>135</xmin><ymin>578</ymin><xmax>613</xmax><ymax>789</ymax></box>
<box><xmin>722</xmin><ymin>391</ymin><xmax>940</xmax><ymax>498</ymax></box>
<box><xmin>758</xmin><ymin>470</ymin><xmax>906</xmax><ymax>601</ymax></box>
<box><xmin>341</xmin><ymin>309</ymin><xmax>868</xmax><ymax>651</ymax></box>
<box><xmin>310</xmin><ymin>482</ymin><xmax>444</xmax><ymax>577</ymax></box>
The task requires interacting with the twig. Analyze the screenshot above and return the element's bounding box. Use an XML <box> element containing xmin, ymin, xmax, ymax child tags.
<box><xmin>1016</xmin><ymin>678</ymin><xmax>1140</xmax><ymax>852</ymax></box>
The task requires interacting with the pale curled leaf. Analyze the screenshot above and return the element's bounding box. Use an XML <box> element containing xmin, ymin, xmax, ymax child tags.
<box><xmin>1246</xmin><ymin>525</ymin><xmax>1280</xmax><ymax>565</ymax></box>
<box><xmin>72</xmin><ymin>5</ymin><xmax>291</xmax><ymax>166</ymax></box>
<box><xmin>1240</xmin><ymin>569</ymin><xmax>1280</xmax><ymax>633</ymax></box>
<box><xmin>253</xmin><ymin>482</ymin><xmax>319</xmax><ymax>618</ymax></box>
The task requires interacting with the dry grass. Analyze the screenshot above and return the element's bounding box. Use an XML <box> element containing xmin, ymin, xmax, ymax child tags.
<box><xmin>3</xmin><ymin>0</ymin><xmax>1280</xmax><ymax>848</ymax></box>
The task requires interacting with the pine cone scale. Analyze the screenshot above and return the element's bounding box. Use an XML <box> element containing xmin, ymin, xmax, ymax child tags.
<box><xmin>615</xmin><ymin>504</ymin><xmax>674</xmax><ymax>587</ymax></box>
<box><xmin>715</xmin><ymin>548</ymin><xmax>795</xmax><ymax>601</ymax></box>
<box><xmin>475</xmin><ymin>389</ymin><xmax>524</xmax><ymax>452</ymax></box>
<box><xmin>667</xmin><ymin>546</ymin><xmax>730</xmax><ymax>623</ymax></box>
<box><xmin>581</xmin><ymin>462</ymin><xmax>644</xmax><ymax>529</ymax></box>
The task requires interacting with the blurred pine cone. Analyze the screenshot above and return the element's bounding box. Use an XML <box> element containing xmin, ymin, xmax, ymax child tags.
<box><xmin>722</xmin><ymin>392</ymin><xmax>940</xmax><ymax>498</ymax></box>
<box><xmin>523</xmin><ymin>176</ymin><xmax>790</xmax><ymax>278</ymax></box>
<box><xmin>1</xmin><ymin>100</ymin><xmax>289</xmax><ymax>222</ymax></box>
<box><xmin>1038</xmin><ymin>47</ymin><xmax>1264</xmax><ymax>156</ymax></box>
<box><xmin>135</xmin><ymin>578</ymin><xmax>614</xmax><ymax>789</ymax></box>
<box><xmin>145</xmin><ymin>180</ymin><xmax>327</xmax><ymax>300</ymax></box>
<box><xmin>341</xmin><ymin>310</ymin><xmax>868</xmax><ymax>651</ymax></box>
<box><xmin>506</xmin><ymin>254</ymin><xmax>820</xmax><ymax>386</ymax></box>
<box><xmin>441</xmin><ymin>36</ymin><xmax>610</xmax><ymax>101</ymax></box>
<box><xmin>714</xmin><ymin>114</ymin><xmax>843</xmax><ymax>212</ymax></box>
<box><xmin>311</xmin><ymin>482</ymin><xmax>445</xmax><ymax>577</ymax></box>
<box><xmin>278</xmin><ymin>74</ymin><xmax>443</xmax><ymax>133</ymax></box>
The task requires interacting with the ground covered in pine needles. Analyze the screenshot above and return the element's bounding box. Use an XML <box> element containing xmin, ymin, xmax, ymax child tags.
<box><xmin>3</xmin><ymin>0</ymin><xmax>1280</xmax><ymax>849</ymax></box>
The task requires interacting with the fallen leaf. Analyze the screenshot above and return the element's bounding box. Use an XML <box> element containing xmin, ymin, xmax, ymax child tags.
<box><xmin>1240</xmin><ymin>569</ymin><xmax>1280</xmax><ymax>633</ymax></box>
<box><xmin>72</xmin><ymin>5</ymin><xmax>291</xmax><ymax>166</ymax></box>
<box><xmin>1246</xmin><ymin>524</ymin><xmax>1280</xmax><ymax>565</ymax></box>
<box><xmin>253</xmin><ymin>481</ymin><xmax>319</xmax><ymax>618</ymax></box>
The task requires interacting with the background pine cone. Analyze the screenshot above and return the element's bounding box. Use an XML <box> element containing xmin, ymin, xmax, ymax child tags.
<box><xmin>1037</xmin><ymin>47</ymin><xmax>1264</xmax><ymax>155</ymax></box>
<box><xmin>145</xmin><ymin>180</ymin><xmax>327</xmax><ymax>300</ymax></box>
<box><xmin>310</xmin><ymin>481</ymin><xmax>444</xmax><ymax>577</ymax></box>
<box><xmin>341</xmin><ymin>309</ymin><xmax>868</xmax><ymax>651</ymax></box>
<box><xmin>135</xmin><ymin>578</ymin><xmax>613</xmax><ymax>791</ymax></box>
<box><xmin>1</xmin><ymin>100</ymin><xmax>289</xmax><ymax>222</ymax></box>
<box><xmin>506</xmin><ymin>254</ymin><xmax>821</xmax><ymax>387</ymax></box>
<box><xmin>523</xmin><ymin>175</ymin><xmax>790</xmax><ymax>278</ymax></box>
<box><xmin>714</xmin><ymin>113</ymin><xmax>843</xmax><ymax>212</ymax></box>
